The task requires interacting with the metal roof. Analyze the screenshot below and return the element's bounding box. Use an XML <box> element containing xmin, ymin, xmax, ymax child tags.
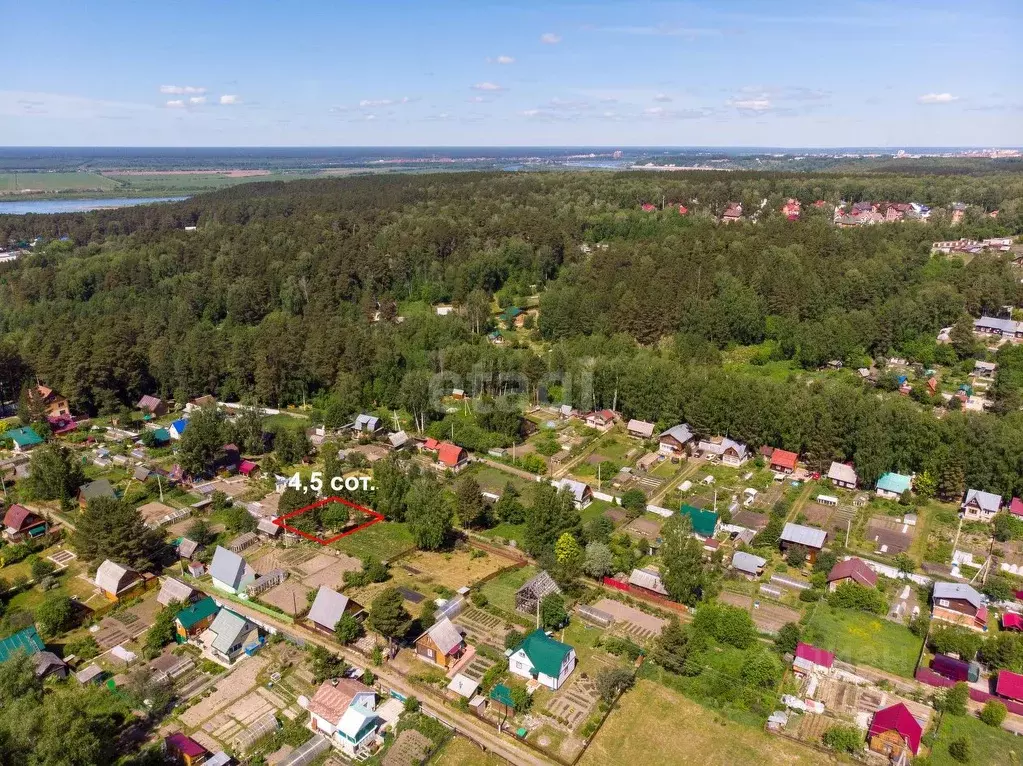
<box><xmin>424</xmin><ymin>617</ymin><xmax>464</xmax><ymax>655</ymax></box>
<box><xmin>731</xmin><ymin>551</ymin><xmax>767</xmax><ymax>574</ymax></box>
<box><xmin>780</xmin><ymin>523</ymin><xmax>827</xmax><ymax>549</ymax></box>
<box><xmin>209</xmin><ymin>546</ymin><xmax>246</xmax><ymax>589</ymax></box>
<box><xmin>659</xmin><ymin>424</ymin><xmax>694</xmax><ymax>444</ymax></box>
<box><xmin>933</xmin><ymin>581</ymin><xmax>983</xmax><ymax>609</ymax></box>
<box><xmin>95</xmin><ymin>560</ymin><xmax>137</xmax><ymax>595</ymax></box>
<box><xmin>157</xmin><ymin>577</ymin><xmax>195</xmax><ymax>606</ymax></box>
<box><xmin>307</xmin><ymin>586</ymin><xmax>350</xmax><ymax>629</ymax></box>
<box><xmin>208</xmin><ymin>609</ymin><xmax>252</xmax><ymax>654</ymax></box>
<box><xmin>963</xmin><ymin>488</ymin><xmax>1001</xmax><ymax>514</ymax></box>
<box><xmin>827</xmin><ymin>461</ymin><xmax>857</xmax><ymax>484</ymax></box>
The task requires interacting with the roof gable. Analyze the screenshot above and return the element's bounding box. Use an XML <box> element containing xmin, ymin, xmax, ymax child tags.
<box><xmin>781</xmin><ymin>522</ymin><xmax>827</xmax><ymax>549</ymax></box>
<box><xmin>770</xmin><ymin>449</ymin><xmax>798</xmax><ymax>470</ymax></box>
<box><xmin>869</xmin><ymin>703</ymin><xmax>922</xmax><ymax>754</ymax></box>
<box><xmin>515</xmin><ymin>630</ymin><xmax>572</xmax><ymax>677</ymax></box>
<box><xmin>307</xmin><ymin>586</ymin><xmax>350</xmax><ymax>629</ymax></box>
<box><xmin>680</xmin><ymin>505</ymin><xmax>718</xmax><ymax>537</ymax></box>
<box><xmin>176</xmin><ymin>597</ymin><xmax>219</xmax><ymax>629</ymax></box>
<box><xmin>827</xmin><ymin>558</ymin><xmax>878</xmax><ymax>588</ymax></box>
<box><xmin>933</xmin><ymin>581</ymin><xmax>983</xmax><ymax>609</ymax></box>
<box><xmin>795</xmin><ymin>642</ymin><xmax>834</xmax><ymax>668</ymax></box>
<box><xmin>210</xmin><ymin>546</ymin><xmax>246</xmax><ymax>589</ymax></box>
<box><xmin>438</xmin><ymin>443</ymin><xmax>465</xmax><ymax>466</ymax></box>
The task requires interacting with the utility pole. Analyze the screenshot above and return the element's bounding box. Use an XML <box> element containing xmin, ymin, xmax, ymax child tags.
<box><xmin>846</xmin><ymin>517</ymin><xmax>851</xmax><ymax>549</ymax></box>
<box><xmin>158</xmin><ymin>474</ymin><xmax>164</xmax><ymax>503</ymax></box>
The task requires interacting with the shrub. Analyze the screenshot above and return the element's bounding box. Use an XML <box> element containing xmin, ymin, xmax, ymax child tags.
<box><xmin>595</xmin><ymin>667</ymin><xmax>635</xmax><ymax>704</ymax></box>
<box><xmin>602</xmin><ymin>635</ymin><xmax>642</xmax><ymax>661</ymax></box>
<box><xmin>979</xmin><ymin>700</ymin><xmax>1007</xmax><ymax>727</ymax></box>
<box><xmin>826</xmin><ymin>581</ymin><xmax>887</xmax><ymax>614</ymax></box>
<box><xmin>821</xmin><ymin>725</ymin><xmax>863</xmax><ymax>753</ymax></box>
<box><xmin>947</xmin><ymin>736</ymin><xmax>971</xmax><ymax>763</ymax></box>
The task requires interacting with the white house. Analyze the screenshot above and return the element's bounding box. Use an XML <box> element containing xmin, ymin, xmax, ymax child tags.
<box><xmin>552</xmin><ymin>478</ymin><xmax>593</xmax><ymax>509</ymax></box>
<box><xmin>961</xmin><ymin>488</ymin><xmax>1001</xmax><ymax>523</ymax></box>
<box><xmin>697</xmin><ymin>436</ymin><xmax>749</xmax><ymax>467</ymax></box>
<box><xmin>307</xmin><ymin>679</ymin><xmax>379</xmax><ymax>757</ymax></box>
<box><xmin>201</xmin><ymin>609</ymin><xmax>258</xmax><ymax>665</ymax></box>
<box><xmin>827</xmin><ymin>461</ymin><xmax>858</xmax><ymax>489</ymax></box>
<box><xmin>508</xmin><ymin>629</ymin><xmax>576</xmax><ymax>691</ymax></box>
<box><xmin>209</xmin><ymin>546</ymin><xmax>256</xmax><ymax>595</ymax></box>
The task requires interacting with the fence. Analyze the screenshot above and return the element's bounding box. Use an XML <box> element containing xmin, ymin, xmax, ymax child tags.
<box><xmin>915</xmin><ymin>668</ymin><xmax>1023</xmax><ymax>715</ymax></box>
<box><xmin>601</xmin><ymin>577</ymin><xmax>689</xmax><ymax>615</ymax></box>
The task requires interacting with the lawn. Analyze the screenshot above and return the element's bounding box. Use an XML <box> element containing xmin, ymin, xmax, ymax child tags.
<box><xmin>928</xmin><ymin>712</ymin><xmax>1020</xmax><ymax>765</ymax></box>
<box><xmin>331</xmin><ymin>521</ymin><xmax>415</xmax><ymax>561</ymax></box>
<box><xmin>580</xmin><ymin>498</ymin><xmax>614</xmax><ymax>526</ymax></box>
<box><xmin>579</xmin><ymin>680</ymin><xmax>835</xmax><ymax>766</ymax></box>
<box><xmin>479</xmin><ymin>521</ymin><xmax>526</xmax><ymax>546</ymax></box>
<box><xmin>802</xmin><ymin>603</ymin><xmax>924</xmax><ymax>678</ymax></box>
<box><xmin>432</xmin><ymin>736</ymin><xmax>508</xmax><ymax>766</ymax></box>
<box><xmin>480</xmin><ymin>565</ymin><xmax>536</xmax><ymax>613</ymax></box>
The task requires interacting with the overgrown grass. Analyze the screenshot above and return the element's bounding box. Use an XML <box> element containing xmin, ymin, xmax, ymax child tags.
<box><xmin>480</xmin><ymin>565</ymin><xmax>536</xmax><ymax>613</ymax></box>
<box><xmin>802</xmin><ymin>603</ymin><xmax>924</xmax><ymax>678</ymax></box>
<box><xmin>331</xmin><ymin>521</ymin><xmax>414</xmax><ymax>561</ymax></box>
<box><xmin>927</xmin><ymin>712</ymin><xmax>1021</xmax><ymax>765</ymax></box>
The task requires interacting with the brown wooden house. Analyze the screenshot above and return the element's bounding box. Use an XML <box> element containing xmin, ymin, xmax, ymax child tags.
<box><xmin>414</xmin><ymin>617</ymin><xmax>466</xmax><ymax>669</ymax></box>
<box><xmin>868</xmin><ymin>703</ymin><xmax>921</xmax><ymax>760</ymax></box>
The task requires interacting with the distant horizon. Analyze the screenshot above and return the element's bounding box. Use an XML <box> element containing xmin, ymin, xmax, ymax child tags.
<box><xmin>2</xmin><ymin>144</ymin><xmax>1022</xmax><ymax>151</ymax></box>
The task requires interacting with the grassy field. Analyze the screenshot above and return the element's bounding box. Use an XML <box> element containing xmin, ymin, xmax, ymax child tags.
<box><xmin>802</xmin><ymin>603</ymin><xmax>924</xmax><ymax>677</ymax></box>
<box><xmin>479</xmin><ymin>521</ymin><xmax>526</xmax><ymax>546</ymax></box>
<box><xmin>432</xmin><ymin>736</ymin><xmax>509</xmax><ymax>766</ymax></box>
<box><xmin>331</xmin><ymin>521</ymin><xmax>414</xmax><ymax>560</ymax></box>
<box><xmin>928</xmin><ymin>713</ymin><xmax>1021</xmax><ymax>765</ymax></box>
<box><xmin>480</xmin><ymin>565</ymin><xmax>535</xmax><ymax>612</ymax></box>
<box><xmin>579</xmin><ymin>680</ymin><xmax>836</xmax><ymax>766</ymax></box>
<box><xmin>0</xmin><ymin>172</ymin><xmax>121</xmax><ymax>193</ymax></box>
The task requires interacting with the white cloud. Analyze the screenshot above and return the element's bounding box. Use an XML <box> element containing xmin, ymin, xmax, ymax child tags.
<box><xmin>467</xmin><ymin>96</ymin><xmax>487</xmax><ymax>103</ymax></box>
<box><xmin>917</xmin><ymin>92</ymin><xmax>958</xmax><ymax>104</ymax></box>
<box><xmin>522</xmin><ymin>109</ymin><xmax>541</xmax><ymax>117</ymax></box>
<box><xmin>471</xmin><ymin>82</ymin><xmax>505</xmax><ymax>92</ymax></box>
<box><xmin>160</xmin><ymin>85</ymin><xmax>206</xmax><ymax>95</ymax></box>
<box><xmin>731</xmin><ymin>97</ymin><xmax>772</xmax><ymax>111</ymax></box>
<box><xmin>359</xmin><ymin>96</ymin><xmax>411</xmax><ymax>108</ymax></box>
<box><xmin>644</xmin><ymin>106</ymin><xmax>665</xmax><ymax>115</ymax></box>
<box><xmin>165</xmin><ymin>99</ymin><xmax>186</xmax><ymax>109</ymax></box>
<box><xmin>654</xmin><ymin>93</ymin><xmax>672</xmax><ymax>102</ymax></box>
<box><xmin>488</xmin><ymin>55</ymin><xmax>515</xmax><ymax>64</ymax></box>
<box><xmin>219</xmin><ymin>94</ymin><xmax>241</xmax><ymax>105</ymax></box>
<box><xmin>540</xmin><ymin>32</ymin><xmax>562</xmax><ymax>44</ymax></box>
<box><xmin>189</xmin><ymin>96</ymin><xmax>206</xmax><ymax>105</ymax></box>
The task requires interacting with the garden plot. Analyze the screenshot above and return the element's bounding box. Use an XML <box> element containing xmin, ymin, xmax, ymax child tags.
<box><xmin>801</xmin><ymin>500</ymin><xmax>857</xmax><ymax>542</ymax></box>
<box><xmin>632</xmin><ymin>474</ymin><xmax>663</xmax><ymax>495</ymax></box>
<box><xmin>180</xmin><ymin>655</ymin><xmax>267</xmax><ymax>728</ymax></box>
<box><xmin>718</xmin><ymin>590</ymin><xmax>801</xmax><ymax>635</ymax></box>
<box><xmin>545</xmin><ymin>662</ymin><xmax>607</xmax><ymax>730</ymax></box>
<box><xmin>383</xmin><ymin>730</ymin><xmax>433</xmax><ymax>766</ymax></box>
<box><xmin>454</xmin><ymin>607</ymin><xmax>513</xmax><ymax>648</ymax></box>
<box><xmin>398</xmin><ymin>548</ymin><xmax>511</xmax><ymax>591</ymax></box>
<box><xmin>259</xmin><ymin>579</ymin><xmax>313</xmax><ymax>615</ymax></box>
<box><xmin>93</xmin><ymin>618</ymin><xmax>134</xmax><ymax>649</ymax></box>
<box><xmin>300</xmin><ymin>555</ymin><xmax>362</xmax><ymax>589</ymax></box>
<box><xmin>458</xmin><ymin>654</ymin><xmax>496</xmax><ymax>685</ymax></box>
<box><xmin>592</xmin><ymin>598</ymin><xmax>666</xmax><ymax>642</ymax></box>
<box><xmin>865</xmin><ymin>517</ymin><xmax>914</xmax><ymax>555</ymax></box>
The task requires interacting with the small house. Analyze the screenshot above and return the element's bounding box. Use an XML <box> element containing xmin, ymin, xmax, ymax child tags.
<box><xmin>584</xmin><ymin>409</ymin><xmax>618</xmax><ymax>432</ymax></box>
<box><xmin>353</xmin><ymin>414</ymin><xmax>380</xmax><ymax>433</ymax></box>
<box><xmin>31</xmin><ymin>385</ymin><xmax>70</xmax><ymax>419</ymax></box>
<box><xmin>515</xmin><ymin>570</ymin><xmax>561</xmax><ymax>615</ymax></box>
<box><xmin>658</xmin><ymin>424</ymin><xmax>695</xmax><ymax>456</ymax></box>
<box><xmin>387</xmin><ymin>431</ymin><xmax>409</xmax><ymax>450</ymax></box>
<box><xmin>680</xmin><ymin>505</ymin><xmax>719</xmax><ymax>540</ymax></box>
<box><xmin>78</xmin><ymin>478</ymin><xmax>116</xmax><ymax>508</ymax></box>
<box><xmin>626</xmin><ymin>419</ymin><xmax>655</xmax><ymax>439</ymax></box>
<box><xmin>1009</xmin><ymin>498</ymin><xmax>1023</xmax><ymax>518</ymax></box>
<box><xmin>827</xmin><ymin>558</ymin><xmax>877</xmax><ymax>591</ymax></box>
<box><xmin>175</xmin><ymin>597</ymin><xmax>220</xmax><ymax>642</ymax></box>
<box><xmin>202</xmin><ymin>609</ymin><xmax>258</xmax><ymax>664</ymax></box>
<box><xmin>931</xmin><ymin>581</ymin><xmax>987</xmax><ymax>631</ymax></box>
<box><xmin>868</xmin><ymin>703</ymin><xmax>922</xmax><ymax>760</ymax></box>
<box><xmin>721</xmin><ymin>202</ymin><xmax>742</xmax><ymax>223</ymax></box>
<box><xmin>769</xmin><ymin>449</ymin><xmax>798</xmax><ymax>474</ymax></box>
<box><xmin>730</xmin><ymin>551</ymin><xmax>767</xmax><ymax>579</ymax></box>
<box><xmin>629</xmin><ymin>567</ymin><xmax>669</xmax><ymax>597</ymax></box>
<box><xmin>2</xmin><ymin>503</ymin><xmax>48</xmax><ymax>542</ymax></box>
<box><xmin>1003</xmin><ymin>612</ymin><xmax>1023</xmax><ymax>631</ymax></box>
<box><xmin>876</xmin><ymin>472</ymin><xmax>912</xmax><ymax>500</ymax></box>
<box><xmin>779</xmin><ymin>523</ymin><xmax>827</xmax><ymax>564</ymax></box>
<box><xmin>930</xmin><ymin>653</ymin><xmax>980</xmax><ymax>682</ymax></box>
<box><xmin>137</xmin><ymin>395</ymin><xmax>167</xmax><ymax>417</ymax></box>
<box><xmin>553</xmin><ymin>478</ymin><xmax>593</xmax><ymax>509</ymax></box>
<box><xmin>169</xmin><ymin>418</ymin><xmax>189</xmax><ymax>441</ymax></box>
<box><xmin>827</xmin><ymin>461</ymin><xmax>857</xmax><ymax>489</ymax></box>
<box><xmin>95</xmin><ymin>560</ymin><xmax>143</xmax><ymax>602</ymax></box>
<box><xmin>185</xmin><ymin>395</ymin><xmax>216</xmax><ymax>413</ymax></box>
<box><xmin>0</xmin><ymin>626</ymin><xmax>45</xmax><ymax>663</ymax></box>
<box><xmin>209</xmin><ymin>546</ymin><xmax>256</xmax><ymax>595</ymax></box>
<box><xmin>437</xmin><ymin>442</ymin><xmax>468</xmax><ymax>472</ymax></box>
<box><xmin>488</xmin><ymin>684</ymin><xmax>516</xmax><ymax>718</ymax></box>
<box><xmin>307</xmin><ymin>586</ymin><xmax>365</xmax><ymax>635</ymax></box>
<box><xmin>33</xmin><ymin>651</ymin><xmax>68</xmax><ymax>681</ymax></box>
<box><xmin>307</xmin><ymin>678</ymin><xmax>379</xmax><ymax>757</ymax></box>
<box><xmin>165</xmin><ymin>733</ymin><xmax>209</xmax><ymax>766</ymax></box>
<box><xmin>76</xmin><ymin>665</ymin><xmax>104</xmax><ymax>685</ymax></box>
<box><xmin>793</xmin><ymin>642</ymin><xmax>834</xmax><ymax>676</ymax></box>
<box><xmin>559</xmin><ymin>404</ymin><xmax>576</xmax><ymax>420</ymax></box>
<box><xmin>508</xmin><ymin>629</ymin><xmax>576</xmax><ymax>691</ymax></box>
<box><xmin>414</xmin><ymin>617</ymin><xmax>466</xmax><ymax>669</ymax></box>
<box><xmin>4</xmin><ymin>427</ymin><xmax>43</xmax><ymax>453</ymax></box>
<box><xmin>961</xmin><ymin>488</ymin><xmax>1001</xmax><ymax>523</ymax></box>
<box><xmin>697</xmin><ymin>436</ymin><xmax>749</xmax><ymax>467</ymax></box>
<box><xmin>157</xmin><ymin>577</ymin><xmax>198</xmax><ymax>607</ymax></box>
<box><xmin>177</xmin><ymin>537</ymin><xmax>201</xmax><ymax>560</ymax></box>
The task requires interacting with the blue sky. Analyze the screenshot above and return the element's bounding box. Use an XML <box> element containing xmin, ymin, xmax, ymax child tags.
<box><xmin>2</xmin><ymin>0</ymin><xmax>1020</xmax><ymax>147</ymax></box>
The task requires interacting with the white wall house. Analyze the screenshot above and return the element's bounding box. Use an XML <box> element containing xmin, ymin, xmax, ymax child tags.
<box><xmin>307</xmin><ymin>679</ymin><xmax>379</xmax><ymax>757</ymax></box>
<box><xmin>508</xmin><ymin>630</ymin><xmax>576</xmax><ymax>691</ymax></box>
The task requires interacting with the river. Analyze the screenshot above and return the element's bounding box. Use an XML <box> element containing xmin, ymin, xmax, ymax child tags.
<box><xmin>0</xmin><ymin>196</ymin><xmax>188</xmax><ymax>215</ymax></box>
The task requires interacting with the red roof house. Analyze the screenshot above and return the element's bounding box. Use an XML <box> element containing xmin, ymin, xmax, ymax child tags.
<box><xmin>827</xmin><ymin>558</ymin><xmax>878</xmax><ymax>590</ymax></box>
<box><xmin>1010</xmin><ymin>497</ymin><xmax>1023</xmax><ymax>517</ymax></box>
<box><xmin>423</xmin><ymin>438</ymin><xmax>440</xmax><ymax>451</ymax></box>
<box><xmin>868</xmin><ymin>703</ymin><xmax>922</xmax><ymax>758</ymax></box>
<box><xmin>678</xmin><ymin>205</ymin><xmax>688</xmax><ymax>215</ymax></box>
<box><xmin>641</xmin><ymin>203</ymin><xmax>656</xmax><ymax>212</ymax></box>
<box><xmin>165</xmin><ymin>733</ymin><xmax>208</xmax><ymax>766</ymax></box>
<box><xmin>238</xmin><ymin>460</ymin><xmax>259</xmax><ymax>477</ymax></box>
<box><xmin>2</xmin><ymin>504</ymin><xmax>48</xmax><ymax>543</ymax></box>
<box><xmin>793</xmin><ymin>642</ymin><xmax>834</xmax><ymax>674</ymax></box>
<box><xmin>769</xmin><ymin>449</ymin><xmax>798</xmax><ymax>473</ymax></box>
<box><xmin>438</xmin><ymin>443</ymin><xmax>467</xmax><ymax>469</ymax></box>
<box><xmin>1003</xmin><ymin>612</ymin><xmax>1023</xmax><ymax>631</ymax></box>
<box><xmin>997</xmin><ymin>669</ymin><xmax>1023</xmax><ymax>702</ymax></box>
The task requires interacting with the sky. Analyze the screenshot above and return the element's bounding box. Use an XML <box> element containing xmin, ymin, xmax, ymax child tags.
<box><xmin>1</xmin><ymin>0</ymin><xmax>1021</xmax><ymax>147</ymax></box>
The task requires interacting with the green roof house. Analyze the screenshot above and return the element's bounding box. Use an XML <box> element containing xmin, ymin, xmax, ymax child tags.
<box><xmin>876</xmin><ymin>472</ymin><xmax>913</xmax><ymax>500</ymax></box>
<box><xmin>489</xmin><ymin>683</ymin><xmax>515</xmax><ymax>715</ymax></box>
<box><xmin>508</xmin><ymin>630</ymin><xmax>576</xmax><ymax>690</ymax></box>
<box><xmin>4</xmin><ymin>427</ymin><xmax>43</xmax><ymax>452</ymax></box>
<box><xmin>681</xmin><ymin>504</ymin><xmax>719</xmax><ymax>539</ymax></box>
<box><xmin>0</xmin><ymin>626</ymin><xmax>45</xmax><ymax>662</ymax></box>
<box><xmin>174</xmin><ymin>596</ymin><xmax>220</xmax><ymax>640</ymax></box>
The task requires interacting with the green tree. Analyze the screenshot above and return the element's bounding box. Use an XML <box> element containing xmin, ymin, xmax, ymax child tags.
<box><xmin>740</xmin><ymin>649</ymin><xmax>781</xmax><ymax>689</ymax></box>
<box><xmin>774</xmin><ymin>622</ymin><xmax>801</xmax><ymax>655</ymax></box>
<box><xmin>914</xmin><ymin>470</ymin><xmax>936</xmax><ymax>499</ymax></box>
<box><xmin>821</xmin><ymin>725</ymin><xmax>863</xmax><ymax>754</ymax></box>
<box><xmin>595</xmin><ymin>667</ymin><xmax>635</xmax><ymax>704</ymax></box>
<box><xmin>659</xmin><ymin>515</ymin><xmax>706</xmax><ymax>606</ymax></box>
<box><xmin>583</xmin><ymin>542</ymin><xmax>614</xmax><ymax>578</ymax></box>
<box><xmin>144</xmin><ymin>601</ymin><xmax>184</xmax><ymax>658</ymax></box>
<box><xmin>620</xmin><ymin>488</ymin><xmax>646</xmax><ymax>518</ymax></box>
<box><xmin>493</xmin><ymin>483</ymin><xmax>524</xmax><ymax>524</ymax></box>
<box><xmin>72</xmin><ymin>497</ymin><xmax>166</xmax><ymax>571</ymax></box>
<box><xmin>334</xmin><ymin>613</ymin><xmax>365</xmax><ymax>645</ymax></box>
<box><xmin>308</xmin><ymin>645</ymin><xmax>348</xmax><ymax>684</ymax></box>
<box><xmin>405</xmin><ymin>476</ymin><xmax>452</xmax><ymax>550</ymax></box>
<box><xmin>36</xmin><ymin>594</ymin><xmax>74</xmax><ymax>636</ymax></box>
<box><xmin>893</xmin><ymin>553</ymin><xmax>916</xmax><ymax>576</ymax></box>
<box><xmin>454</xmin><ymin>475</ymin><xmax>487</xmax><ymax>529</ymax></box>
<box><xmin>554</xmin><ymin>532</ymin><xmax>582</xmax><ymax>567</ymax></box>
<box><xmin>368</xmin><ymin>587</ymin><xmax>413</xmax><ymax>640</ymax></box>
<box><xmin>177</xmin><ymin>405</ymin><xmax>225</xmax><ymax>478</ymax></box>
<box><xmin>539</xmin><ymin>593</ymin><xmax>568</xmax><ymax>630</ymax></box>
<box><xmin>27</xmin><ymin>443</ymin><xmax>85</xmax><ymax>503</ymax></box>
<box><xmin>941</xmin><ymin>682</ymin><xmax>969</xmax><ymax>716</ymax></box>
<box><xmin>947</xmin><ymin>736</ymin><xmax>971</xmax><ymax>763</ymax></box>
<box><xmin>979</xmin><ymin>700</ymin><xmax>1007</xmax><ymax>727</ymax></box>
<box><xmin>652</xmin><ymin>618</ymin><xmax>704</xmax><ymax>676</ymax></box>
<box><xmin>186</xmin><ymin>518</ymin><xmax>217</xmax><ymax>547</ymax></box>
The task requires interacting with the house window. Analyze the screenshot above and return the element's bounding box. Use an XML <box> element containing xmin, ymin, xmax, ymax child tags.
<box><xmin>515</xmin><ymin>661</ymin><xmax>523</xmax><ymax>670</ymax></box>
<box><xmin>938</xmin><ymin>599</ymin><xmax>949</xmax><ymax>607</ymax></box>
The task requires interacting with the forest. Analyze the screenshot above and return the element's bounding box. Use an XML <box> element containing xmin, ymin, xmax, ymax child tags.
<box><xmin>3</xmin><ymin>169</ymin><xmax>1023</xmax><ymax>496</ymax></box>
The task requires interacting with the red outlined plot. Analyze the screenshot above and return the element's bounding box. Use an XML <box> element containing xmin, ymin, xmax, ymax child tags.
<box><xmin>273</xmin><ymin>495</ymin><xmax>384</xmax><ymax>545</ymax></box>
